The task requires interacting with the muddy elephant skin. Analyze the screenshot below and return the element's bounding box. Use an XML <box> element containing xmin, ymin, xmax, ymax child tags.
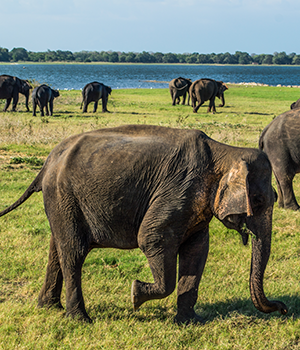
<box><xmin>32</xmin><ymin>84</ymin><xmax>60</xmax><ymax>117</ymax></box>
<box><xmin>81</xmin><ymin>81</ymin><xmax>112</xmax><ymax>113</ymax></box>
<box><xmin>290</xmin><ymin>98</ymin><xmax>300</xmax><ymax>110</ymax></box>
<box><xmin>189</xmin><ymin>78</ymin><xmax>228</xmax><ymax>113</ymax></box>
<box><xmin>169</xmin><ymin>77</ymin><xmax>192</xmax><ymax>106</ymax></box>
<box><xmin>0</xmin><ymin>74</ymin><xmax>32</xmax><ymax>112</ymax></box>
<box><xmin>0</xmin><ymin>125</ymin><xmax>287</xmax><ymax>324</ymax></box>
<box><xmin>259</xmin><ymin>109</ymin><xmax>300</xmax><ymax>210</ymax></box>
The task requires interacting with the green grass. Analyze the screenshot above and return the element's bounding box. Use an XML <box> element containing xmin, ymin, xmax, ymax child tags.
<box><xmin>1</xmin><ymin>85</ymin><xmax>300</xmax><ymax>349</ymax></box>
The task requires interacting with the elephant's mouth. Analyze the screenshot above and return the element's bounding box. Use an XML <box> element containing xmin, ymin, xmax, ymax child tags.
<box><xmin>222</xmin><ymin>214</ymin><xmax>253</xmax><ymax>246</ymax></box>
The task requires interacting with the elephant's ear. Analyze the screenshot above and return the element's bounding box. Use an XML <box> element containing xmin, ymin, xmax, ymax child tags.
<box><xmin>213</xmin><ymin>161</ymin><xmax>253</xmax><ymax>220</ymax></box>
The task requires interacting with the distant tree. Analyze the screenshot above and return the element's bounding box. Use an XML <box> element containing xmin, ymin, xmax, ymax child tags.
<box><xmin>109</xmin><ymin>51</ymin><xmax>119</xmax><ymax>63</ymax></box>
<box><xmin>136</xmin><ymin>51</ymin><xmax>154</xmax><ymax>63</ymax></box>
<box><xmin>262</xmin><ymin>55</ymin><xmax>273</xmax><ymax>64</ymax></box>
<box><xmin>125</xmin><ymin>52</ymin><xmax>137</xmax><ymax>63</ymax></box>
<box><xmin>28</xmin><ymin>51</ymin><xmax>45</xmax><ymax>62</ymax></box>
<box><xmin>273</xmin><ymin>51</ymin><xmax>291</xmax><ymax>65</ymax></box>
<box><xmin>0</xmin><ymin>47</ymin><xmax>9</xmax><ymax>62</ymax></box>
<box><xmin>234</xmin><ymin>51</ymin><xmax>252</xmax><ymax>64</ymax></box>
<box><xmin>252</xmin><ymin>54</ymin><xmax>266</xmax><ymax>65</ymax></box>
<box><xmin>10</xmin><ymin>47</ymin><xmax>28</xmax><ymax>61</ymax></box>
<box><xmin>162</xmin><ymin>53</ymin><xmax>179</xmax><ymax>63</ymax></box>
<box><xmin>153</xmin><ymin>52</ymin><xmax>164</xmax><ymax>63</ymax></box>
<box><xmin>186</xmin><ymin>54</ymin><xmax>198</xmax><ymax>64</ymax></box>
<box><xmin>292</xmin><ymin>55</ymin><xmax>300</xmax><ymax>65</ymax></box>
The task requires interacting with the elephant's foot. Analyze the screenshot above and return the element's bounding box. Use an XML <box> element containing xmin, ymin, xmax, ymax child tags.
<box><xmin>65</xmin><ymin>308</ymin><xmax>92</xmax><ymax>323</ymax></box>
<box><xmin>174</xmin><ymin>310</ymin><xmax>205</xmax><ymax>325</ymax></box>
<box><xmin>131</xmin><ymin>280</ymin><xmax>150</xmax><ymax>310</ymax></box>
<box><xmin>38</xmin><ymin>295</ymin><xmax>63</xmax><ymax>310</ymax></box>
<box><xmin>284</xmin><ymin>203</ymin><xmax>300</xmax><ymax>211</ymax></box>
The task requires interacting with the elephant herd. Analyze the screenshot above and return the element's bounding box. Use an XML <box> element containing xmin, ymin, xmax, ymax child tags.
<box><xmin>0</xmin><ymin>74</ymin><xmax>112</xmax><ymax>116</ymax></box>
<box><xmin>169</xmin><ymin>76</ymin><xmax>228</xmax><ymax>113</ymax></box>
<box><xmin>1</xmin><ymin>73</ymin><xmax>300</xmax><ymax>325</ymax></box>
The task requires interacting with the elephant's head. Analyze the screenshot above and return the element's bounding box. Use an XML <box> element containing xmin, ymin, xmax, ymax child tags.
<box><xmin>52</xmin><ymin>89</ymin><xmax>60</xmax><ymax>98</ymax></box>
<box><xmin>212</xmin><ymin>152</ymin><xmax>287</xmax><ymax>315</ymax></box>
<box><xmin>216</xmin><ymin>81</ymin><xmax>228</xmax><ymax>107</ymax></box>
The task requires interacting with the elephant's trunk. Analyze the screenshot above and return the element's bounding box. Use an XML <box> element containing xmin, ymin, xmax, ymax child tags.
<box><xmin>248</xmin><ymin>208</ymin><xmax>287</xmax><ymax>315</ymax></box>
<box><xmin>219</xmin><ymin>93</ymin><xmax>225</xmax><ymax>107</ymax></box>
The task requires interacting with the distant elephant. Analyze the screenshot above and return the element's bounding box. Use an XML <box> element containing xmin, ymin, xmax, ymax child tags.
<box><xmin>0</xmin><ymin>74</ymin><xmax>32</xmax><ymax>112</ymax></box>
<box><xmin>259</xmin><ymin>108</ymin><xmax>300</xmax><ymax>210</ymax></box>
<box><xmin>169</xmin><ymin>77</ymin><xmax>192</xmax><ymax>105</ymax></box>
<box><xmin>0</xmin><ymin>125</ymin><xmax>287</xmax><ymax>324</ymax></box>
<box><xmin>189</xmin><ymin>78</ymin><xmax>228</xmax><ymax>113</ymax></box>
<box><xmin>290</xmin><ymin>98</ymin><xmax>300</xmax><ymax>110</ymax></box>
<box><xmin>32</xmin><ymin>84</ymin><xmax>60</xmax><ymax>116</ymax></box>
<box><xmin>81</xmin><ymin>82</ymin><xmax>112</xmax><ymax>113</ymax></box>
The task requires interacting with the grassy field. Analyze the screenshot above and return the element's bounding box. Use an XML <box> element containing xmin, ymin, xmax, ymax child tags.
<box><xmin>1</xmin><ymin>85</ymin><xmax>300</xmax><ymax>349</ymax></box>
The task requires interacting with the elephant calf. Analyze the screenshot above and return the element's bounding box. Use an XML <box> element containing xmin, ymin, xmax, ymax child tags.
<box><xmin>189</xmin><ymin>78</ymin><xmax>228</xmax><ymax>113</ymax></box>
<box><xmin>169</xmin><ymin>77</ymin><xmax>192</xmax><ymax>106</ymax></box>
<box><xmin>81</xmin><ymin>81</ymin><xmax>112</xmax><ymax>113</ymax></box>
<box><xmin>0</xmin><ymin>125</ymin><xmax>287</xmax><ymax>324</ymax></box>
<box><xmin>32</xmin><ymin>84</ymin><xmax>60</xmax><ymax>116</ymax></box>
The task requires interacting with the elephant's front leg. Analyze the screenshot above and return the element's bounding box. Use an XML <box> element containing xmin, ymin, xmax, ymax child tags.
<box><xmin>175</xmin><ymin>227</ymin><xmax>209</xmax><ymax>324</ymax></box>
<box><xmin>131</xmin><ymin>230</ymin><xmax>178</xmax><ymax>311</ymax></box>
<box><xmin>207</xmin><ymin>98</ymin><xmax>216</xmax><ymax>113</ymax></box>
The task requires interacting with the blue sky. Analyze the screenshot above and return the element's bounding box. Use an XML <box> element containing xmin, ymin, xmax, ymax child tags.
<box><xmin>1</xmin><ymin>0</ymin><xmax>299</xmax><ymax>55</ymax></box>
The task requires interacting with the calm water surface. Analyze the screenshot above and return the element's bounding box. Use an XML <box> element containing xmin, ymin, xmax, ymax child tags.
<box><xmin>1</xmin><ymin>64</ymin><xmax>300</xmax><ymax>90</ymax></box>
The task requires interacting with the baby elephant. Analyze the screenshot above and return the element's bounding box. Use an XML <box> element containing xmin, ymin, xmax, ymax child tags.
<box><xmin>32</xmin><ymin>84</ymin><xmax>60</xmax><ymax>116</ymax></box>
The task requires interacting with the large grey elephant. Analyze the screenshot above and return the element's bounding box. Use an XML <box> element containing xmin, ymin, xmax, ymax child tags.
<box><xmin>81</xmin><ymin>81</ymin><xmax>112</xmax><ymax>113</ymax></box>
<box><xmin>0</xmin><ymin>125</ymin><xmax>287</xmax><ymax>324</ymax></box>
<box><xmin>0</xmin><ymin>74</ymin><xmax>32</xmax><ymax>112</ymax></box>
<box><xmin>259</xmin><ymin>109</ymin><xmax>300</xmax><ymax>210</ymax></box>
<box><xmin>189</xmin><ymin>78</ymin><xmax>228</xmax><ymax>113</ymax></box>
<box><xmin>169</xmin><ymin>77</ymin><xmax>192</xmax><ymax>105</ymax></box>
<box><xmin>32</xmin><ymin>84</ymin><xmax>60</xmax><ymax>116</ymax></box>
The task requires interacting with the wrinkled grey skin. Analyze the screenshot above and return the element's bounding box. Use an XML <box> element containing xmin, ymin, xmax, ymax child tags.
<box><xmin>189</xmin><ymin>78</ymin><xmax>228</xmax><ymax>113</ymax></box>
<box><xmin>32</xmin><ymin>84</ymin><xmax>60</xmax><ymax>117</ymax></box>
<box><xmin>259</xmin><ymin>109</ymin><xmax>300</xmax><ymax>210</ymax></box>
<box><xmin>81</xmin><ymin>82</ymin><xmax>112</xmax><ymax>113</ymax></box>
<box><xmin>169</xmin><ymin>77</ymin><xmax>192</xmax><ymax>106</ymax></box>
<box><xmin>290</xmin><ymin>98</ymin><xmax>300</xmax><ymax>110</ymax></box>
<box><xmin>0</xmin><ymin>125</ymin><xmax>287</xmax><ymax>324</ymax></box>
<box><xmin>0</xmin><ymin>74</ymin><xmax>32</xmax><ymax>112</ymax></box>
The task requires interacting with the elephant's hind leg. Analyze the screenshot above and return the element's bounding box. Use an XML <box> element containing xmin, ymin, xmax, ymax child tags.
<box><xmin>273</xmin><ymin>165</ymin><xmax>299</xmax><ymax>210</ymax></box>
<box><xmin>38</xmin><ymin>235</ymin><xmax>64</xmax><ymax>310</ymax></box>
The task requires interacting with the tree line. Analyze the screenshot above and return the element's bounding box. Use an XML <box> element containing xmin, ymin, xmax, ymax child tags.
<box><xmin>1</xmin><ymin>47</ymin><xmax>300</xmax><ymax>65</ymax></box>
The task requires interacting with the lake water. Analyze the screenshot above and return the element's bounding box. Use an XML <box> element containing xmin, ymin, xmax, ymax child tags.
<box><xmin>1</xmin><ymin>64</ymin><xmax>300</xmax><ymax>90</ymax></box>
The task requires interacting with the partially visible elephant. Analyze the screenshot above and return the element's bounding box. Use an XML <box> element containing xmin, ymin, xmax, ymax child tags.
<box><xmin>0</xmin><ymin>74</ymin><xmax>32</xmax><ymax>112</ymax></box>
<box><xmin>169</xmin><ymin>77</ymin><xmax>192</xmax><ymax>105</ymax></box>
<box><xmin>259</xmin><ymin>108</ymin><xmax>300</xmax><ymax>210</ymax></box>
<box><xmin>81</xmin><ymin>82</ymin><xmax>112</xmax><ymax>113</ymax></box>
<box><xmin>290</xmin><ymin>98</ymin><xmax>300</xmax><ymax>110</ymax></box>
<box><xmin>189</xmin><ymin>78</ymin><xmax>228</xmax><ymax>113</ymax></box>
<box><xmin>32</xmin><ymin>84</ymin><xmax>60</xmax><ymax>116</ymax></box>
<box><xmin>0</xmin><ymin>125</ymin><xmax>287</xmax><ymax>324</ymax></box>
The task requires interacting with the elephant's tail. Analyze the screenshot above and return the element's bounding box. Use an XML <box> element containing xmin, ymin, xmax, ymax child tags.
<box><xmin>0</xmin><ymin>165</ymin><xmax>45</xmax><ymax>218</ymax></box>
